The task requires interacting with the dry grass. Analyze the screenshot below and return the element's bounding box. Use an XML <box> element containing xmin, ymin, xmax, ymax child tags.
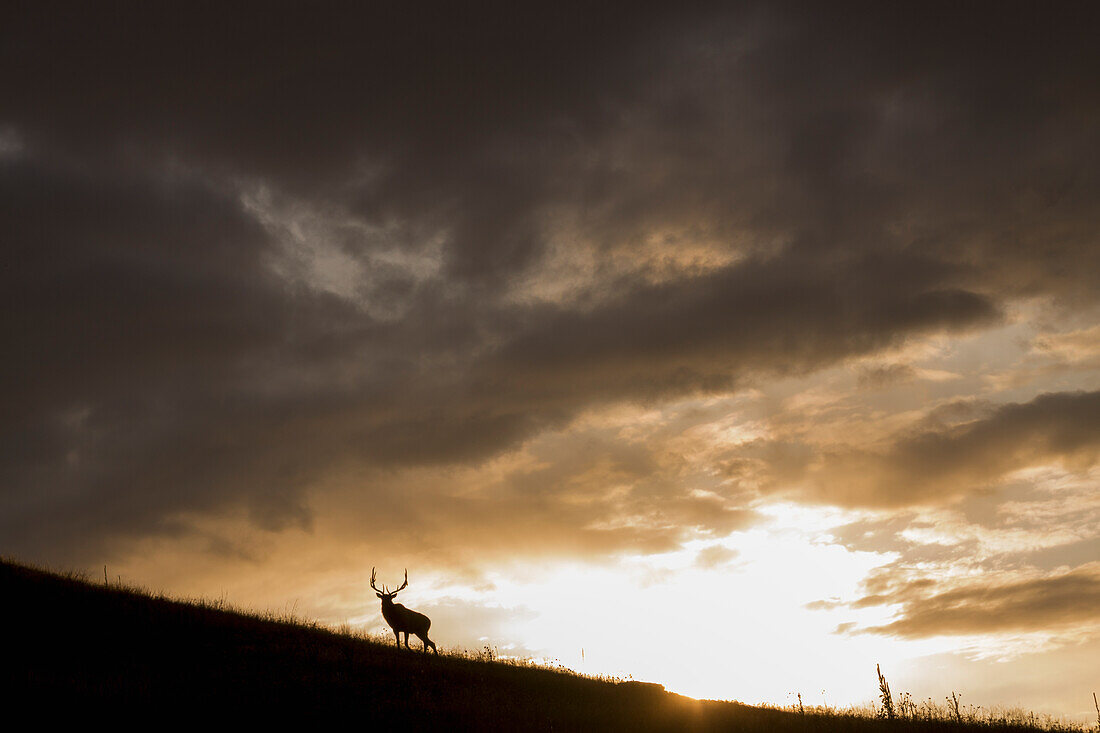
<box><xmin>776</xmin><ymin>665</ymin><xmax>1092</xmax><ymax>732</ymax></box>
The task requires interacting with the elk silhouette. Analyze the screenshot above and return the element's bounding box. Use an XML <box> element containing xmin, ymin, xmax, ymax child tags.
<box><xmin>371</xmin><ymin>567</ymin><xmax>437</xmax><ymax>654</ymax></box>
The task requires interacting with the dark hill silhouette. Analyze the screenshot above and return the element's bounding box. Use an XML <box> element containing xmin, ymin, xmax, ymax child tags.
<box><xmin>0</xmin><ymin>559</ymin><xmax>1080</xmax><ymax>730</ymax></box>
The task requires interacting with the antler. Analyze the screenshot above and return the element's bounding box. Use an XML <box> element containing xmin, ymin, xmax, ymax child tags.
<box><xmin>371</xmin><ymin>567</ymin><xmax>408</xmax><ymax>595</ymax></box>
<box><xmin>370</xmin><ymin>566</ymin><xmax>381</xmax><ymax>593</ymax></box>
<box><xmin>394</xmin><ymin>568</ymin><xmax>409</xmax><ymax>594</ymax></box>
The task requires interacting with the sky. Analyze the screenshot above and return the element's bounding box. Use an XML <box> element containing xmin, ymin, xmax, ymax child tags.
<box><xmin>2</xmin><ymin>0</ymin><xmax>1099</xmax><ymax>720</ymax></box>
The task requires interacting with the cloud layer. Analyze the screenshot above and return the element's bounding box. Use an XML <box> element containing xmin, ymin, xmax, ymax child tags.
<box><xmin>2</xmin><ymin>4</ymin><xmax>1099</xmax><ymax>664</ymax></box>
<box><xmin>858</xmin><ymin>563</ymin><xmax>1100</xmax><ymax>638</ymax></box>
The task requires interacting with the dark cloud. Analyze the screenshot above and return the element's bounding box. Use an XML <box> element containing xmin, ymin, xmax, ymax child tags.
<box><xmin>825</xmin><ymin>515</ymin><xmax>980</xmax><ymax>563</ymax></box>
<box><xmin>1025</xmin><ymin>537</ymin><xmax>1100</xmax><ymax>574</ymax></box>
<box><xmin>2</xmin><ymin>2</ymin><xmax>1100</xmax><ymax>561</ymax></box>
<box><xmin>0</xmin><ymin>157</ymin><xmax>377</xmax><ymax>552</ymax></box>
<box><xmin>800</xmin><ymin>390</ymin><xmax>1100</xmax><ymax>506</ymax></box>
<box><xmin>479</xmin><ymin>251</ymin><xmax>998</xmax><ymax>404</ymax></box>
<box><xmin>857</xmin><ymin>364</ymin><xmax>918</xmax><ymax>389</ymax></box>
<box><xmin>855</xmin><ymin>563</ymin><xmax>1100</xmax><ymax>638</ymax></box>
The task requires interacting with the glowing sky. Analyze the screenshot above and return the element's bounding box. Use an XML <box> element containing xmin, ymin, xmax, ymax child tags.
<box><xmin>2</xmin><ymin>2</ymin><xmax>1098</xmax><ymax>721</ymax></box>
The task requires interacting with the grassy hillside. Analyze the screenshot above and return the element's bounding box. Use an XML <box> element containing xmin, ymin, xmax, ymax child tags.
<box><xmin>1</xmin><ymin>559</ymin><xmax>1089</xmax><ymax>730</ymax></box>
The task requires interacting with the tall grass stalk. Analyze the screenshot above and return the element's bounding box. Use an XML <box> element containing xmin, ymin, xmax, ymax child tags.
<box><xmin>876</xmin><ymin>664</ymin><xmax>895</xmax><ymax>721</ymax></box>
<box><xmin>949</xmin><ymin>691</ymin><xmax>962</xmax><ymax>723</ymax></box>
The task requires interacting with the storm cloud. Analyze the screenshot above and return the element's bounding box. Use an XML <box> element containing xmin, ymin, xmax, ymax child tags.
<box><xmin>2</xmin><ymin>1</ymin><xmax>1099</xmax><ymax>566</ymax></box>
<box><xmin>857</xmin><ymin>563</ymin><xmax>1100</xmax><ymax>638</ymax></box>
<box><xmin>794</xmin><ymin>390</ymin><xmax>1100</xmax><ymax>506</ymax></box>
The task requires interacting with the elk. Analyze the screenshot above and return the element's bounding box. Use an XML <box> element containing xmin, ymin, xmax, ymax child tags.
<box><xmin>371</xmin><ymin>567</ymin><xmax>437</xmax><ymax>654</ymax></box>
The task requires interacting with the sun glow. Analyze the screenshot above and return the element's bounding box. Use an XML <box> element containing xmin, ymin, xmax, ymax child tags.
<box><xmin>385</xmin><ymin>501</ymin><xmax>959</xmax><ymax>706</ymax></box>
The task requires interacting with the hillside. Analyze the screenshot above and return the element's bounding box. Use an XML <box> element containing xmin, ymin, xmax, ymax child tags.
<box><xmin>0</xmin><ymin>560</ymin><xmax>1083</xmax><ymax>730</ymax></box>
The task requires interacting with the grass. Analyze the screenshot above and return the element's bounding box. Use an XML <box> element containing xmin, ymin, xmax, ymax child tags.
<box><xmin>1</xmin><ymin>558</ymin><xmax>1093</xmax><ymax>730</ymax></box>
<box><xmin>784</xmin><ymin>667</ymin><xmax>1090</xmax><ymax>732</ymax></box>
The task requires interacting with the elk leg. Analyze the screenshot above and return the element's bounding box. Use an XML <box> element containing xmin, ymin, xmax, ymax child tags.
<box><xmin>393</xmin><ymin>629</ymin><xmax>400</xmax><ymax>647</ymax></box>
<box><xmin>404</xmin><ymin>632</ymin><xmax>411</xmax><ymax>649</ymax></box>
<box><xmin>417</xmin><ymin>632</ymin><xmax>437</xmax><ymax>655</ymax></box>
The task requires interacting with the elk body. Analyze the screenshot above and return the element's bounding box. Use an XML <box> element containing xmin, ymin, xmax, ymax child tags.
<box><xmin>371</xmin><ymin>568</ymin><xmax>437</xmax><ymax>654</ymax></box>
